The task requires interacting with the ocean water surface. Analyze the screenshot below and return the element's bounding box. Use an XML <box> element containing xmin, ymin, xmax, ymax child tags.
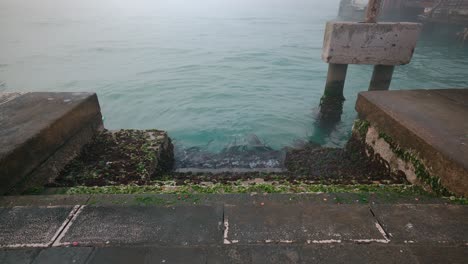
<box><xmin>1</xmin><ymin>0</ymin><xmax>467</xmax><ymax>157</ymax></box>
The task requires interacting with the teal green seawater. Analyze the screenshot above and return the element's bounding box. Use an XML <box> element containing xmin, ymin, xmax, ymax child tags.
<box><xmin>1</xmin><ymin>0</ymin><xmax>467</xmax><ymax>152</ymax></box>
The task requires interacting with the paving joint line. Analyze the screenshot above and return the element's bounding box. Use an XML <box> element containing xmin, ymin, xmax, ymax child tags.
<box><xmin>51</xmin><ymin>205</ymin><xmax>86</xmax><ymax>247</ymax></box>
<box><xmin>369</xmin><ymin>206</ymin><xmax>391</xmax><ymax>242</ymax></box>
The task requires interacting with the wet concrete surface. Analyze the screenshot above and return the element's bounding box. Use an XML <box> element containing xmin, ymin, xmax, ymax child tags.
<box><xmin>0</xmin><ymin>194</ymin><xmax>467</xmax><ymax>263</ymax></box>
<box><xmin>59</xmin><ymin>205</ymin><xmax>224</xmax><ymax>246</ymax></box>
<box><xmin>371</xmin><ymin>204</ymin><xmax>468</xmax><ymax>244</ymax></box>
<box><xmin>2</xmin><ymin>245</ymin><xmax>468</xmax><ymax>264</ymax></box>
<box><xmin>32</xmin><ymin>247</ymin><xmax>93</xmax><ymax>264</ymax></box>
<box><xmin>0</xmin><ymin>206</ymin><xmax>73</xmax><ymax>247</ymax></box>
<box><xmin>223</xmin><ymin>203</ymin><xmax>385</xmax><ymax>244</ymax></box>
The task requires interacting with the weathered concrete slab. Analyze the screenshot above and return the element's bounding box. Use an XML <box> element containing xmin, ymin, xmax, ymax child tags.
<box><xmin>372</xmin><ymin>204</ymin><xmax>468</xmax><ymax>244</ymax></box>
<box><xmin>408</xmin><ymin>245</ymin><xmax>468</xmax><ymax>264</ymax></box>
<box><xmin>301</xmin><ymin>244</ymin><xmax>418</xmax><ymax>264</ymax></box>
<box><xmin>206</xmin><ymin>246</ymin><xmax>253</xmax><ymax>263</ymax></box>
<box><xmin>0</xmin><ymin>206</ymin><xmax>74</xmax><ymax>247</ymax></box>
<box><xmin>207</xmin><ymin>245</ymin><xmax>417</xmax><ymax>263</ymax></box>
<box><xmin>223</xmin><ymin>203</ymin><xmax>386</xmax><ymax>244</ymax></box>
<box><xmin>356</xmin><ymin>89</ymin><xmax>468</xmax><ymax>196</ymax></box>
<box><xmin>322</xmin><ymin>22</ymin><xmax>421</xmax><ymax>65</ymax></box>
<box><xmin>0</xmin><ymin>249</ymin><xmax>40</xmax><ymax>264</ymax></box>
<box><xmin>58</xmin><ymin>205</ymin><xmax>223</xmax><ymax>246</ymax></box>
<box><xmin>0</xmin><ymin>92</ymin><xmax>103</xmax><ymax>194</ymax></box>
<box><xmin>32</xmin><ymin>247</ymin><xmax>93</xmax><ymax>264</ymax></box>
<box><xmin>432</xmin><ymin>89</ymin><xmax>468</xmax><ymax>107</ymax></box>
<box><xmin>88</xmin><ymin>247</ymin><xmax>206</xmax><ymax>264</ymax></box>
<box><xmin>4</xmin><ymin>245</ymin><xmax>468</xmax><ymax>264</ymax></box>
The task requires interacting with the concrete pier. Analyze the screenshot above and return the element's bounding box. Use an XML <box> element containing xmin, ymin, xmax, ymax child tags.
<box><xmin>354</xmin><ymin>88</ymin><xmax>468</xmax><ymax>196</ymax></box>
<box><xmin>0</xmin><ymin>92</ymin><xmax>103</xmax><ymax>194</ymax></box>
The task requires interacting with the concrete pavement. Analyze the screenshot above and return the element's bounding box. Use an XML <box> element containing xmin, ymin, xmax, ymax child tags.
<box><xmin>0</xmin><ymin>194</ymin><xmax>466</xmax><ymax>263</ymax></box>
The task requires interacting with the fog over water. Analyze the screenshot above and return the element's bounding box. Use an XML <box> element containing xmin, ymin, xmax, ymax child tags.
<box><xmin>1</xmin><ymin>0</ymin><xmax>467</xmax><ymax>153</ymax></box>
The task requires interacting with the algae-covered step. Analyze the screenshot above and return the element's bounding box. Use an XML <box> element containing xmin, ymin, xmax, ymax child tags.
<box><xmin>54</xmin><ymin>129</ymin><xmax>174</xmax><ymax>187</ymax></box>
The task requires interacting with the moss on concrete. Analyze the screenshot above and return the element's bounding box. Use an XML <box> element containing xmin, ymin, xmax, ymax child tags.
<box><xmin>377</xmin><ymin>131</ymin><xmax>452</xmax><ymax>196</ymax></box>
<box><xmin>54</xmin><ymin>129</ymin><xmax>174</xmax><ymax>186</ymax></box>
<box><xmin>57</xmin><ymin>182</ymin><xmax>428</xmax><ymax>196</ymax></box>
<box><xmin>353</xmin><ymin>119</ymin><xmax>370</xmax><ymax>139</ymax></box>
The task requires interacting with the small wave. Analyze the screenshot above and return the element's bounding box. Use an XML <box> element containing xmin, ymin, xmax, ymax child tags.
<box><xmin>174</xmin><ymin>134</ymin><xmax>286</xmax><ymax>170</ymax></box>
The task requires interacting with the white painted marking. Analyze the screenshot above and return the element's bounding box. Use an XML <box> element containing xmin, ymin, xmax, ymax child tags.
<box><xmin>374</xmin><ymin>222</ymin><xmax>391</xmax><ymax>242</ymax></box>
<box><xmin>52</xmin><ymin>205</ymin><xmax>85</xmax><ymax>247</ymax></box>
<box><xmin>48</xmin><ymin>205</ymin><xmax>81</xmax><ymax>246</ymax></box>
<box><xmin>351</xmin><ymin>239</ymin><xmax>390</xmax><ymax>244</ymax></box>
<box><xmin>223</xmin><ymin>219</ymin><xmax>231</xmax><ymax>244</ymax></box>
<box><xmin>2</xmin><ymin>243</ymin><xmax>50</xmax><ymax>248</ymax></box>
<box><xmin>307</xmin><ymin>239</ymin><xmax>342</xmax><ymax>244</ymax></box>
<box><xmin>0</xmin><ymin>205</ymin><xmax>82</xmax><ymax>249</ymax></box>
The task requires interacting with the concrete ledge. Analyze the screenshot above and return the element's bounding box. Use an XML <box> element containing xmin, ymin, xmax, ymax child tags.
<box><xmin>0</xmin><ymin>192</ymin><xmax>450</xmax><ymax>208</ymax></box>
<box><xmin>2</xmin><ymin>245</ymin><xmax>467</xmax><ymax>264</ymax></box>
<box><xmin>0</xmin><ymin>92</ymin><xmax>103</xmax><ymax>194</ymax></box>
<box><xmin>355</xmin><ymin>89</ymin><xmax>468</xmax><ymax>196</ymax></box>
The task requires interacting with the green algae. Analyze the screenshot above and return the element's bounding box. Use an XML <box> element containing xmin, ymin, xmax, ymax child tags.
<box><xmin>353</xmin><ymin>119</ymin><xmax>370</xmax><ymax>139</ymax></box>
<box><xmin>61</xmin><ymin>182</ymin><xmax>428</xmax><ymax>196</ymax></box>
<box><xmin>377</xmin><ymin>131</ymin><xmax>452</xmax><ymax>196</ymax></box>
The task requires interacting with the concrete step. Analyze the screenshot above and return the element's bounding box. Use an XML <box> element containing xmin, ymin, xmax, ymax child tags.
<box><xmin>2</xmin><ymin>244</ymin><xmax>468</xmax><ymax>264</ymax></box>
<box><xmin>355</xmin><ymin>88</ymin><xmax>468</xmax><ymax>196</ymax></box>
<box><xmin>0</xmin><ymin>92</ymin><xmax>103</xmax><ymax>194</ymax></box>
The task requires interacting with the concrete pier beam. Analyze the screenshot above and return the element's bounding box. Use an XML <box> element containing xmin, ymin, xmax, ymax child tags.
<box><xmin>322</xmin><ymin>22</ymin><xmax>421</xmax><ymax>66</ymax></box>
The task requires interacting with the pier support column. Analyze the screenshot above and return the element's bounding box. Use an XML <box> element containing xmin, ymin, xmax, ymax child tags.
<box><xmin>323</xmin><ymin>63</ymin><xmax>348</xmax><ymax>99</ymax></box>
<box><xmin>369</xmin><ymin>65</ymin><xmax>395</xmax><ymax>91</ymax></box>
<box><xmin>319</xmin><ymin>63</ymin><xmax>348</xmax><ymax>123</ymax></box>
